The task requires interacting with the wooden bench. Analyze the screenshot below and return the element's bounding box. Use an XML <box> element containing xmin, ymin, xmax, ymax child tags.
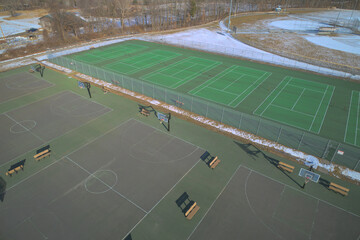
<box><xmin>329</xmin><ymin>182</ymin><xmax>349</xmax><ymax>196</ymax></box>
<box><xmin>277</xmin><ymin>162</ymin><xmax>294</xmax><ymax>173</ymax></box>
<box><xmin>185</xmin><ymin>201</ymin><xmax>200</xmax><ymax>220</ymax></box>
<box><xmin>209</xmin><ymin>156</ymin><xmax>221</xmax><ymax>169</ymax></box>
<box><xmin>140</xmin><ymin>108</ymin><xmax>150</xmax><ymax>117</ymax></box>
<box><xmin>34</xmin><ymin>145</ymin><xmax>51</xmax><ymax>161</ymax></box>
<box><xmin>6</xmin><ymin>160</ymin><xmax>25</xmax><ymax>176</ymax></box>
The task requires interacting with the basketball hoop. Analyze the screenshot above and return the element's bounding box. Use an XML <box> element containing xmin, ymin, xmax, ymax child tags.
<box><xmin>160</xmin><ymin>119</ymin><xmax>164</xmax><ymax>124</ymax></box>
<box><xmin>305</xmin><ymin>176</ymin><xmax>310</xmax><ymax>184</ymax></box>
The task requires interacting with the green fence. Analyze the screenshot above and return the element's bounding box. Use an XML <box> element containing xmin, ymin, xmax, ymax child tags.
<box><xmin>50</xmin><ymin>56</ymin><xmax>360</xmax><ymax>171</ymax></box>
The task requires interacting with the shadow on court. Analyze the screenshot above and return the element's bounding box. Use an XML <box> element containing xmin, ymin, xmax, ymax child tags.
<box><xmin>0</xmin><ymin>177</ymin><xmax>6</xmax><ymax>202</ymax></box>
<box><xmin>234</xmin><ymin>142</ymin><xmax>303</xmax><ymax>188</ymax></box>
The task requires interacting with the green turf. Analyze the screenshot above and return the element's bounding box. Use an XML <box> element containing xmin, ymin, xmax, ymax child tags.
<box><xmin>254</xmin><ymin>76</ymin><xmax>335</xmax><ymax>133</ymax></box>
<box><xmin>344</xmin><ymin>91</ymin><xmax>360</xmax><ymax>146</ymax></box>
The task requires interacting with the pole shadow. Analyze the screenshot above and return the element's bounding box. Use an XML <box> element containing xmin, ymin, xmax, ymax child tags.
<box><xmin>234</xmin><ymin>141</ymin><xmax>303</xmax><ymax>188</ymax></box>
<box><xmin>0</xmin><ymin>176</ymin><xmax>7</xmax><ymax>202</ymax></box>
<box><xmin>124</xmin><ymin>234</ymin><xmax>132</xmax><ymax>240</ymax></box>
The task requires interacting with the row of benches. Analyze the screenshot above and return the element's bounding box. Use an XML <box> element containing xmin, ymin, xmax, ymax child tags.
<box><xmin>5</xmin><ymin>146</ymin><xmax>51</xmax><ymax>177</ymax></box>
<box><xmin>276</xmin><ymin>161</ymin><xmax>349</xmax><ymax>196</ymax></box>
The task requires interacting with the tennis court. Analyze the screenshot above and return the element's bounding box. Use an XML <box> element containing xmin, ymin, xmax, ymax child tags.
<box><xmin>141</xmin><ymin>56</ymin><xmax>221</xmax><ymax>89</ymax></box>
<box><xmin>344</xmin><ymin>91</ymin><xmax>360</xmax><ymax>146</ymax></box>
<box><xmin>254</xmin><ymin>76</ymin><xmax>335</xmax><ymax>133</ymax></box>
<box><xmin>104</xmin><ymin>49</ymin><xmax>181</xmax><ymax>75</ymax></box>
<box><xmin>189</xmin><ymin>65</ymin><xmax>271</xmax><ymax>107</ymax></box>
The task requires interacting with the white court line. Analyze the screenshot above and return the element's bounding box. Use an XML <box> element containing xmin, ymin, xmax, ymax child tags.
<box><xmin>315</xmin><ymin>86</ymin><xmax>335</xmax><ymax>134</ymax></box>
<box><xmin>140</xmin><ymin>57</ymin><xmax>191</xmax><ymax>80</ymax></box>
<box><xmin>344</xmin><ymin>90</ymin><xmax>354</xmax><ymax>142</ymax></box>
<box><xmin>309</xmin><ymin>85</ymin><xmax>329</xmax><ymax>131</ymax></box>
<box><xmin>258</xmin><ymin>76</ymin><xmax>292</xmax><ymax>116</ymax></box>
<box><xmin>65</xmin><ymin>156</ymin><xmax>148</xmax><ymax>214</ymax></box>
<box><xmin>288</xmin><ymin>84</ymin><xmax>325</xmax><ymax>94</ymax></box>
<box><xmin>122</xmin><ymin>159</ymin><xmax>203</xmax><ymax>240</ymax></box>
<box><xmin>189</xmin><ymin>65</ymin><xmax>237</xmax><ymax>95</ymax></box>
<box><xmin>344</xmin><ymin>91</ymin><xmax>355</xmax><ymax>143</ymax></box>
<box><xmin>4</xmin><ymin>112</ymin><xmax>45</xmax><ymax>143</ymax></box>
<box><xmin>356</xmin><ymin>92</ymin><xmax>360</xmax><ymax>146</ymax></box>
<box><xmin>271</xmin><ymin>104</ymin><xmax>314</xmax><ymax>118</ymax></box>
<box><xmin>253</xmin><ymin>76</ymin><xmax>290</xmax><ymax>115</ymax></box>
<box><xmin>206</xmin><ymin>86</ymin><xmax>238</xmax><ymax>97</ymax></box>
<box><xmin>242</xmin><ymin>165</ymin><xmax>360</xmax><ymax>218</ymax></box>
<box><xmin>309</xmin><ymin>199</ymin><xmax>320</xmax><ymax>240</ymax></box>
<box><xmin>3</xmin><ymin>117</ymin><xmax>132</xmax><ymax>191</ymax></box>
<box><xmin>230</xmin><ymin>72</ymin><xmax>273</xmax><ymax>108</ymax></box>
<box><xmin>186</xmin><ymin>164</ymin><xmax>242</xmax><ymax>240</ymax></box>
<box><xmin>291</xmin><ymin>88</ymin><xmax>306</xmax><ymax>110</ymax></box>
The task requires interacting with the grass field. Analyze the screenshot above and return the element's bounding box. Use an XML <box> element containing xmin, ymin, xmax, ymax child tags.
<box><xmin>0</xmin><ymin>65</ymin><xmax>359</xmax><ymax>240</ymax></box>
<box><xmin>65</xmin><ymin>40</ymin><xmax>360</xmax><ymax>150</ymax></box>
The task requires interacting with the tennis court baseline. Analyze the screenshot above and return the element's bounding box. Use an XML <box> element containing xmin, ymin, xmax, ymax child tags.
<box><xmin>344</xmin><ymin>91</ymin><xmax>360</xmax><ymax>147</ymax></box>
<box><xmin>189</xmin><ymin>65</ymin><xmax>271</xmax><ymax>107</ymax></box>
<box><xmin>103</xmin><ymin>49</ymin><xmax>181</xmax><ymax>75</ymax></box>
<box><xmin>72</xmin><ymin>43</ymin><xmax>149</xmax><ymax>64</ymax></box>
<box><xmin>140</xmin><ymin>57</ymin><xmax>221</xmax><ymax>89</ymax></box>
<box><xmin>254</xmin><ymin>76</ymin><xmax>335</xmax><ymax>133</ymax></box>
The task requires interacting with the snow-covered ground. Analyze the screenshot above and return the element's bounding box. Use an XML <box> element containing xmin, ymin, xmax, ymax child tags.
<box><xmin>0</xmin><ymin>16</ymin><xmax>41</xmax><ymax>37</ymax></box>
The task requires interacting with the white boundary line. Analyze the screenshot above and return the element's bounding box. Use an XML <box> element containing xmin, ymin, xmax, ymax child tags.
<box><xmin>344</xmin><ymin>91</ymin><xmax>355</xmax><ymax>143</ymax></box>
<box><xmin>65</xmin><ymin>156</ymin><xmax>148</xmax><ymax>213</ymax></box>
<box><xmin>356</xmin><ymin>92</ymin><xmax>360</xmax><ymax>146</ymax></box>
<box><xmin>253</xmin><ymin>76</ymin><xmax>290</xmax><ymax>115</ymax></box>
<box><xmin>309</xmin><ymin>85</ymin><xmax>329</xmax><ymax>131</ymax></box>
<box><xmin>272</xmin><ymin>104</ymin><xmax>314</xmax><ymax>118</ymax></box>
<box><xmin>315</xmin><ymin>86</ymin><xmax>335</xmax><ymax>134</ymax></box>
<box><xmin>186</xmin><ymin>164</ymin><xmax>242</xmax><ymax>240</ymax></box>
<box><xmin>291</xmin><ymin>88</ymin><xmax>306</xmax><ymax>110</ymax></box>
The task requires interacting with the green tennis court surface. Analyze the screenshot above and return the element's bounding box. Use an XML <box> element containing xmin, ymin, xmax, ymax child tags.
<box><xmin>254</xmin><ymin>76</ymin><xmax>335</xmax><ymax>133</ymax></box>
<box><xmin>344</xmin><ymin>91</ymin><xmax>360</xmax><ymax>146</ymax></box>
<box><xmin>140</xmin><ymin>57</ymin><xmax>221</xmax><ymax>88</ymax></box>
<box><xmin>189</xmin><ymin>65</ymin><xmax>271</xmax><ymax>107</ymax></box>
<box><xmin>104</xmin><ymin>50</ymin><xmax>181</xmax><ymax>74</ymax></box>
<box><xmin>72</xmin><ymin>43</ymin><xmax>148</xmax><ymax>64</ymax></box>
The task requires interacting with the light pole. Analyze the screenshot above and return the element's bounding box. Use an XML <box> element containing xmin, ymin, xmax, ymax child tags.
<box><xmin>228</xmin><ymin>0</ymin><xmax>233</xmax><ymax>32</ymax></box>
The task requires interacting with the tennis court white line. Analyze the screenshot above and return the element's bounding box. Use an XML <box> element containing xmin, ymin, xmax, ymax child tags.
<box><xmin>272</xmin><ymin>103</ymin><xmax>314</xmax><ymax>118</ymax></box>
<box><xmin>186</xmin><ymin>164</ymin><xmax>242</xmax><ymax>240</ymax></box>
<box><xmin>291</xmin><ymin>88</ymin><xmax>306</xmax><ymax>110</ymax></box>
<box><xmin>309</xmin><ymin>85</ymin><xmax>329</xmax><ymax>131</ymax></box>
<box><xmin>140</xmin><ymin>57</ymin><xmax>190</xmax><ymax>80</ymax></box>
<box><xmin>222</xmin><ymin>74</ymin><xmax>246</xmax><ymax>91</ymax></box>
<box><xmin>65</xmin><ymin>156</ymin><xmax>148</xmax><ymax>214</ymax></box>
<box><xmin>253</xmin><ymin>76</ymin><xmax>290</xmax><ymax>115</ymax></box>
<box><xmin>288</xmin><ymin>83</ymin><xmax>325</xmax><ymax>94</ymax></box>
<box><xmin>344</xmin><ymin>91</ymin><xmax>355</xmax><ymax>142</ymax></box>
<box><xmin>258</xmin><ymin>77</ymin><xmax>292</xmax><ymax>116</ymax></box>
<box><xmin>189</xmin><ymin>66</ymin><xmax>238</xmax><ymax>95</ymax></box>
<box><xmin>315</xmin><ymin>86</ymin><xmax>335</xmax><ymax>134</ymax></box>
<box><xmin>206</xmin><ymin>86</ymin><xmax>239</xmax><ymax>97</ymax></box>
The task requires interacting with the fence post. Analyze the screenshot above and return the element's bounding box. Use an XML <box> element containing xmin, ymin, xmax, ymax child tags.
<box><xmin>354</xmin><ymin>159</ymin><xmax>360</xmax><ymax>171</ymax></box>
<box><xmin>256</xmin><ymin>119</ymin><xmax>261</xmax><ymax>135</ymax></box>
<box><xmin>238</xmin><ymin>113</ymin><xmax>243</xmax><ymax>129</ymax></box>
<box><xmin>191</xmin><ymin>97</ymin><xmax>193</xmax><ymax>112</ymax></box>
<box><xmin>297</xmin><ymin>132</ymin><xmax>305</xmax><ymax>149</ymax></box>
<box><xmin>205</xmin><ymin>104</ymin><xmax>209</xmax><ymax>117</ymax></box>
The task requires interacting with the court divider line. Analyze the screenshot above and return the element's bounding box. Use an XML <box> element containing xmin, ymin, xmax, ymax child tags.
<box><xmin>344</xmin><ymin>91</ymin><xmax>355</xmax><ymax>143</ymax></box>
<box><xmin>253</xmin><ymin>76</ymin><xmax>290</xmax><ymax>115</ymax></box>
<box><xmin>186</xmin><ymin>164</ymin><xmax>242</xmax><ymax>240</ymax></box>
<box><xmin>291</xmin><ymin>88</ymin><xmax>306</xmax><ymax>111</ymax></box>
<box><xmin>3</xmin><ymin>116</ymin><xmax>129</xmax><ymax>192</ymax></box>
<box><xmin>309</xmin><ymin>199</ymin><xmax>320</xmax><ymax>239</ymax></box>
<box><xmin>122</xmin><ymin>159</ymin><xmax>202</xmax><ymax>240</ymax></box>
<box><xmin>272</xmin><ymin>104</ymin><xmax>314</xmax><ymax>118</ymax></box>
<box><xmin>315</xmin><ymin>86</ymin><xmax>335</xmax><ymax>134</ymax></box>
<box><xmin>65</xmin><ymin>156</ymin><xmax>148</xmax><ymax>214</ymax></box>
<box><xmin>309</xmin><ymin>85</ymin><xmax>329</xmax><ymax>131</ymax></box>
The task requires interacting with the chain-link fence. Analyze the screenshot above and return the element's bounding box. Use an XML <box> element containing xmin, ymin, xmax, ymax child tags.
<box><xmin>49</xmin><ymin>56</ymin><xmax>360</xmax><ymax>171</ymax></box>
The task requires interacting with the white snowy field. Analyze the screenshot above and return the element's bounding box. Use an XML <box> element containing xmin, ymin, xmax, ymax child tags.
<box><xmin>0</xmin><ymin>16</ymin><xmax>41</xmax><ymax>37</ymax></box>
<box><xmin>268</xmin><ymin>10</ymin><xmax>360</xmax><ymax>55</ymax></box>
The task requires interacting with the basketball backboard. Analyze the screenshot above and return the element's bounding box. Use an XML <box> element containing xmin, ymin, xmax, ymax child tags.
<box><xmin>298</xmin><ymin>168</ymin><xmax>320</xmax><ymax>183</ymax></box>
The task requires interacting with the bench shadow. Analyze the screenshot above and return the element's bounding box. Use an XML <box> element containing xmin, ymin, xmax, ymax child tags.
<box><xmin>138</xmin><ymin>104</ymin><xmax>156</xmax><ymax>116</ymax></box>
<box><xmin>0</xmin><ymin>176</ymin><xmax>6</xmax><ymax>202</ymax></box>
<box><xmin>175</xmin><ymin>192</ymin><xmax>194</xmax><ymax>216</ymax></box>
<box><xmin>234</xmin><ymin>141</ymin><xmax>303</xmax><ymax>188</ymax></box>
<box><xmin>318</xmin><ymin>177</ymin><xmax>331</xmax><ymax>190</ymax></box>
